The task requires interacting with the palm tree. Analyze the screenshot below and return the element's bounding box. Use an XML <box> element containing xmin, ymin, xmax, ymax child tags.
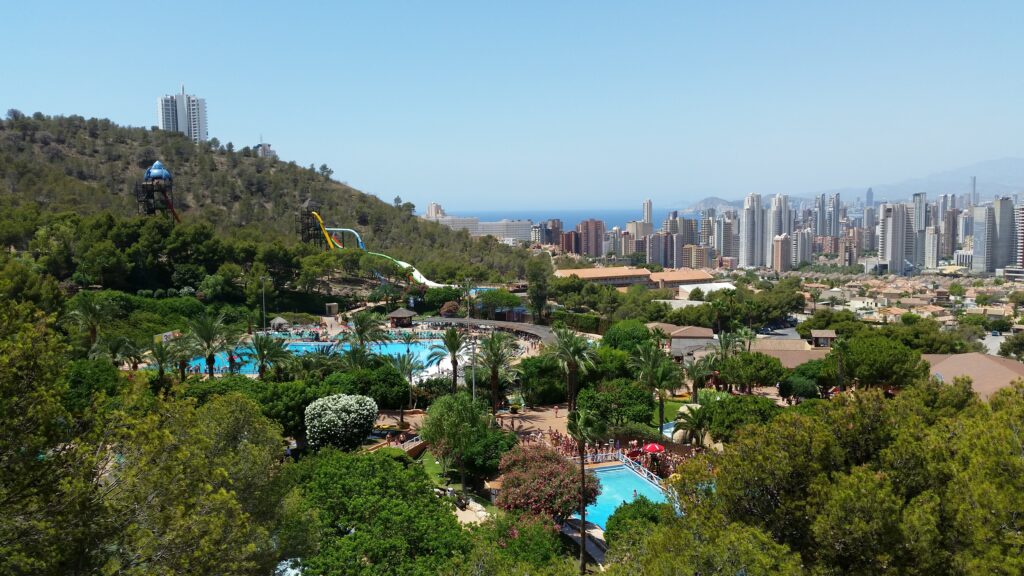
<box><xmin>810</xmin><ymin>288</ymin><xmax>822</xmax><ymax>313</ymax></box>
<box><xmin>683</xmin><ymin>355</ymin><xmax>714</xmax><ymax>404</ymax></box>
<box><xmin>545</xmin><ymin>328</ymin><xmax>596</xmax><ymax>411</ymax></box>
<box><xmin>122</xmin><ymin>340</ymin><xmax>146</xmax><ymax>371</ymax></box>
<box><xmin>391</xmin><ymin>352</ymin><xmax>425</xmax><ymax>426</ymax></box>
<box><xmin>66</xmin><ymin>292</ymin><xmax>109</xmax><ymax>349</ymax></box>
<box><xmin>428</xmin><ymin>327</ymin><xmax>468</xmax><ymax>394</ymax></box>
<box><xmin>398</xmin><ymin>331</ymin><xmax>418</xmax><ymax>354</ymax></box>
<box><xmin>630</xmin><ymin>342</ymin><xmax>678</xmax><ymax>427</ymax></box>
<box><xmin>475</xmin><ymin>332</ymin><xmax>519</xmax><ymax>414</ymax></box>
<box><xmin>89</xmin><ymin>336</ymin><xmax>133</xmax><ymax>367</ymax></box>
<box><xmin>148</xmin><ymin>340</ymin><xmax>175</xmax><ymax>394</ymax></box>
<box><xmin>736</xmin><ymin>327</ymin><xmax>756</xmax><ymax>352</ymax></box>
<box><xmin>186</xmin><ymin>312</ymin><xmax>234</xmax><ymax>379</ymax></box>
<box><xmin>340</xmin><ymin>345</ymin><xmax>378</xmax><ymax>371</ymax></box>
<box><xmin>344</xmin><ymin>310</ymin><xmax>390</xmax><ymax>349</ymax></box>
<box><xmin>567</xmin><ymin>408</ymin><xmax>607</xmax><ymax>576</ymax></box>
<box><xmin>244</xmin><ymin>333</ymin><xmax>292</xmax><ymax>379</ymax></box>
<box><xmin>170</xmin><ymin>337</ymin><xmax>195</xmax><ymax>382</ymax></box>
<box><xmin>674</xmin><ymin>404</ymin><xmax>710</xmax><ymax>448</ymax></box>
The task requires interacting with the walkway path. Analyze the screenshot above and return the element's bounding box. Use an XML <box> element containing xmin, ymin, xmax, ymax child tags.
<box><xmin>419</xmin><ymin>317</ymin><xmax>556</xmax><ymax>344</ymax></box>
<box><xmin>561</xmin><ymin>519</ymin><xmax>607</xmax><ymax>568</ymax></box>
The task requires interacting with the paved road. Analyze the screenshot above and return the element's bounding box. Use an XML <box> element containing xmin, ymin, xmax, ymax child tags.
<box><xmin>981</xmin><ymin>333</ymin><xmax>1006</xmax><ymax>355</ymax></box>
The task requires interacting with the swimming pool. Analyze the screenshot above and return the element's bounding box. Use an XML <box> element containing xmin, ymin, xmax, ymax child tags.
<box><xmin>580</xmin><ymin>465</ymin><xmax>667</xmax><ymax>529</ymax></box>
<box><xmin>187</xmin><ymin>339</ymin><xmax>441</xmax><ymax>375</ymax></box>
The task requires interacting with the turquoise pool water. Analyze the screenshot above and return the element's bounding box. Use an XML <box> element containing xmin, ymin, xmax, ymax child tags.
<box><xmin>188</xmin><ymin>339</ymin><xmax>441</xmax><ymax>374</ymax></box>
<box><xmin>581</xmin><ymin>465</ymin><xmax>667</xmax><ymax>529</ymax></box>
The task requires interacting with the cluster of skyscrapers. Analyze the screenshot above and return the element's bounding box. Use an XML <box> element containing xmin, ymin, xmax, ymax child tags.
<box><xmin>426</xmin><ymin>183</ymin><xmax>1024</xmax><ymax>277</ymax></box>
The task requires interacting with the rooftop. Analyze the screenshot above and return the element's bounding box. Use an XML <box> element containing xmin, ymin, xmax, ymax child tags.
<box><xmin>553</xmin><ymin>266</ymin><xmax>651</xmax><ymax>280</ymax></box>
<box><xmin>923</xmin><ymin>353</ymin><xmax>1024</xmax><ymax>400</ymax></box>
<box><xmin>649</xmin><ymin>269</ymin><xmax>715</xmax><ymax>283</ymax></box>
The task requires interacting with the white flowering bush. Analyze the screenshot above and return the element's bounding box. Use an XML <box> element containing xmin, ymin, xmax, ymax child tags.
<box><xmin>305</xmin><ymin>394</ymin><xmax>378</xmax><ymax>451</ymax></box>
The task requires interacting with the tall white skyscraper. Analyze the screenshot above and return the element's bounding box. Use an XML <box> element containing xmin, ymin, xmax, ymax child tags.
<box><xmin>157</xmin><ymin>86</ymin><xmax>208</xmax><ymax>143</ymax></box>
<box><xmin>881</xmin><ymin>203</ymin><xmax>911</xmax><ymax>275</ymax></box>
<box><xmin>828</xmin><ymin>193</ymin><xmax>842</xmax><ymax>237</ymax></box>
<box><xmin>815</xmin><ymin>193</ymin><xmax>828</xmax><ymax>236</ymax></box>
<box><xmin>739</xmin><ymin>193</ymin><xmax>764</xmax><ymax>268</ymax></box>
<box><xmin>642</xmin><ymin>199</ymin><xmax>653</xmax><ymax>225</ymax></box>
<box><xmin>765</xmin><ymin>194</ymin><xmax>791</xmax><ymax>265</ymax></box>
<box><xmin>924</xmin><ymin>226</ymin><xmax>939</xmax><ymax>269</ymax></box>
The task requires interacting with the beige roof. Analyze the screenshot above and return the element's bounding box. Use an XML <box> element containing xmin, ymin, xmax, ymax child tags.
<box><xmin>553</xmin><ymin>266</ymin><xmax>650</xmax><ymax>280</ymax></box>
<box><xmin>923</xmin><ymin>353</ymin><xmax>1024</xmax><ymax>400</ymax></box>
<box><xmin>386</xmin><ymin>307</ymin><xmax>417</xmax><ymax>318</ymax></box>
<box><xmin>751</xmin><ymin>339</ymin><xmax>813</xmax><ymax>351</ymax></box>
<box><xmin>648</xmin><ymin>269</ymin><xmax>715</xmax><ymax>283</ymax></box>
<box><xmin>671</xmin><ymin>326</ymin><xmax>714</xmax><ymax>339</ymax></box>
<box><xmin>757</xmin><ymin>349</ymin><xmax>829</xmax><ymax>368</ymax></box>
<box><xmin>810</xmin><ymin>329</ymin><xmax>837</xmax><ymax>338</ymax></box>
<box><xmin>645</xmin><ymin>322</ymin><xmax>681</xmax><ymax>335</ymax></box>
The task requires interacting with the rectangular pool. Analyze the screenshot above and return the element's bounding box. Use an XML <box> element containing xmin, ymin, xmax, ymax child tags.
<box><xmin>580</xmin><ymin>465</ymin><xmax>666</xmax><ymax>529</ymax></box>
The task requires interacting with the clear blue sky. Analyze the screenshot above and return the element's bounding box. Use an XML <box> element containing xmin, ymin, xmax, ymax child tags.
<box><xmin>3</xmin><ymin>1</ymin><xmax>1022</xmax><ymax>211</ymax></box>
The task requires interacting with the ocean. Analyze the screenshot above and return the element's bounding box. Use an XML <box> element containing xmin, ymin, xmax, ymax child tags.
<box><xmin>443</xmin><ymin>208</ymin><xmax>696</xmax><ymax>231</ymax></box>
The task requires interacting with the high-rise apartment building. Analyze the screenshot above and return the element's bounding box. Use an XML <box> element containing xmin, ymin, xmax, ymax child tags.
<box><xmin>880</xmin><ymin>203</ymin><xmax>912</xmax><ymax>275</ymax></box>
<box><xmin>993</xmin><ymin>197</ymin><xmax>1016</xmax><ymax>270</ymax></box>
<box><xmin>815</xmin><ymin>193</ymin><xmax>828</xmax><ymax>236</ymax></box>
<box><xmin>924</xmin><ymin>226</ymin><xmax>939</xmax><ymax>269</ymax></box>
<box><xmin>739</xmin><ymin>193</ymin><xmax>764</xmax><ymax>268</ymax></box>
<box><xmin>972</xmin><ymin>206</ymin><xmax>995</xmax><ymax>274</ymax></box>
<box><xmin>1015</xmin><ymin>206</ymin><xmax>1024</xmax><ymax>268</ymax></box>
<box><xmin>560</xmin><ymin>231</ymin><xmax>580</xmax><ymax>255</ymax></box>
<box><xmin>626</xmin><ymin>220</ymin><xmax>653</xmax><ymax>239</ymax></box>
<box><xmin>678</xmin><ymin>244</ymin><xmax>710</xmax><ymax>269</ymax></box>
<box><xmin>765</xmin><ymin>194</ymin><xmax>791</xmax><ymax>265</ymax></box>
<box><xmin>646</xmin><ymin>232</ymin><xmax>674</xmax><ymax>268</ymax></box>
<box><xmin>576</xmin><ymin>219</ymin><xmax>606</xmax><ymax>257</ymax></box>
<box><xmin>792</xmin><ymin>228</ymin><xmax>813</xmax><ymax>266</ymax></box>
<box><xmin>863</xmin><ymin>206</ymin><xmax>877</xmax><ymax>252</ymax></box>
<box><xmin>677</xmin><ymin>218</ymin><xmax>699</xmax><ymax>246</ymax></box>
<box><xmin>828</xmin><ymin>193</ymin><xmax>842</xmax><ymax>237</ymax></box>
<box><xmin>157</xmin><ymin>86</ymin><xmax>208</xmax><ymax>143</ymax></box>
<box><xmin>940</xmin><ymin>210</ymin><xmax>957</xmax><ymax>259</ymax></box>
<box><xmin>642</xmin><ymin>199</ymin><xmax>653</xmax><ymax>225</ymax></box>
<box><xmin>772</xmin><ymin>234</ymin><xmax>792</xmax><ymax>273</ymax></box>
<box><xmin>712</xmin><ymin>216</ymin><xmax>738</xmax><ymax>259</ymax></box>
<box><xmin>865</xmin><ymin>187</ymin><xmax>874</xmax><ymax>208</ymax></box>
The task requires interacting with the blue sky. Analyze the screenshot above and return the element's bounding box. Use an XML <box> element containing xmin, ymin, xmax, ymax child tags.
<box><xmin>3</xmin><ymin>1</ymin><xmax>1023</xmax><ymax>210</ymax></box>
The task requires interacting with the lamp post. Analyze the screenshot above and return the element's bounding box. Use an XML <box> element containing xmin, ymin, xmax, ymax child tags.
<box><xmin>471</xmin><ymin>335</ymin><xmax>477</xmax><ymax>402</ymax></box>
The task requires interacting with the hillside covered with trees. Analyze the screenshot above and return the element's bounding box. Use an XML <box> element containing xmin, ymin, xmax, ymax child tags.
<box><xmin>0</xmin><ymin>110</ymin><xmax>530</xmax><ymax>282</ymax></box>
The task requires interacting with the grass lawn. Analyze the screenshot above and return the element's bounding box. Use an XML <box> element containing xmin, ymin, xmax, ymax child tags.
<box><xmin>652</xmin><ymin>399</ymin><xmax>686</xmax><ymax>426</ymax></box>
<box><xmin>419</xmin><ymin>449</ymin><xmax>499</xmax><ymax>514</ymax></box>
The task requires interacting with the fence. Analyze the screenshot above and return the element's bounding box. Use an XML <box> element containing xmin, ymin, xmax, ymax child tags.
<box><xmin>615</xmin><ymin>451</ymin><xmax>664</xmax><ymax>487</ymax></box>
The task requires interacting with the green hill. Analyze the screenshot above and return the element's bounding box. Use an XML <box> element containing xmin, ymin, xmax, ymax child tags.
<box><xmin>0</xmin><ymin>110</ymin><xmax>530</xmax><ymax>282</ymax></box>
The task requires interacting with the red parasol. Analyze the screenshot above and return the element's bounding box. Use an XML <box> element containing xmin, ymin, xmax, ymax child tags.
<box><xmin>626</xmin><ymin>449</ymin><xmax>642</xmax><ymax>459</ymax></box>
<box><xmin>642</xmin><ymin>442</ymin><xmax>665</xmax><ymax>454</ymax></box>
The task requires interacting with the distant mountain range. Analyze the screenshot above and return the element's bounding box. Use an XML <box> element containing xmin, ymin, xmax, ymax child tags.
<box><xmin>682</xmin><ymin>157</ymin><xmax>1024</xmax><ymax>213</ymax></box>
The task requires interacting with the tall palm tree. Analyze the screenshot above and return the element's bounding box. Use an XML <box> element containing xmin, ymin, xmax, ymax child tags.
<box><xmin>684</xmin><ymin>355</ymin><xmax>714</xmax><ymax>404</ymax></box>
<box><xmin>186</xmin><ymin>312</ymin><xmax>234</xmax><ymax>379</ymax></box>
<box><xmin>122</xmin><ymin>340</ymin><xmax>146</xmax><ymax>371</ymax></box>
<box><xmin>345</xmin><ymin>310</ymin><xmax>390</xmax><ymax>349</ymax></box>
<box><xmin>736</xmin><ymin>327</ymin><xmax>756</xmax><ymax>352</ymax></box>
<box><xmin>544</xmin><ymin>327</ymin><xmax>596</xmax><ymax>411</ymax></box>
<box><xmin>630</xmin><ymin>341</ymin><xmax>677</xmax><ymax>427</ymax></box>
<box><xmin>66</xmin><ymin>292</ymin><xmax>109</xmax><ymax>349</ymax></box>
<box><xmin>391</xmin><ymin>352</ymin><xmax>425</xmax><ymax>426</ymax></box>
<box><xmin>148</xmin><ymin>339</ymin><xmax>175</xmax><ymax>394</ymax></box>
<box><xmin>475</xmin><ymin>332</ymin><xmax>519</xmax><ymax>414</ymax></box>
<box><xmin>244</xmin><ymin>333</ymin><xmax>292</xmax><ymax>379</ymax></box>
<box><xmin>567</xmin><ymin>408</ymin><xmax>607</xmax><ymax>576</ymax></box>
<box><xmin>428</xmin><ymin>327</ymin><xmax>468</xmax><ymax>394</ymax></box>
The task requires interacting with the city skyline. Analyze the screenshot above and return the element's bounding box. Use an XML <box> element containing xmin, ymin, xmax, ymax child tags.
<box><xmin>3</xmin><ymin>2</ymin><xmax>1024</xmax><ymax>210</ymax></box>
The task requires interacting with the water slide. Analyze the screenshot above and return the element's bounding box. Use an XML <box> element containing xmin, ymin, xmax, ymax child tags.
<box><xmin>310</xmin><ymin>211</ymin><xmax>449</xmax><ymax>288</ymax></box>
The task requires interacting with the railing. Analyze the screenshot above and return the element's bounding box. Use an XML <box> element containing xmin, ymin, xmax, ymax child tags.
<box><xmin>615</xmin><ymin>451</ymin><xmax>664</xmax><ymax>487</ymax></box>
<box><xmin>568</xmin><ymin>451</ymin><xmax>620</xmax><ymax>464</ymax></box>
<box><xmin>400</xmin><ymin>435</ymin><xmax>422</xmax><ymax>451</ymax></box>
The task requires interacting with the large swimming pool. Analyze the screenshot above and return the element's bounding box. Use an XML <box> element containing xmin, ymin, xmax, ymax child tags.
<box><xmin>188</xmin><ymin>339</ymin><xmax>441</xmax><ymax>375</ymax></box>
<box><xmin>581</xmin><ymin>465</ymin><xmax>667</xmax><ymax>529</ymax></box>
